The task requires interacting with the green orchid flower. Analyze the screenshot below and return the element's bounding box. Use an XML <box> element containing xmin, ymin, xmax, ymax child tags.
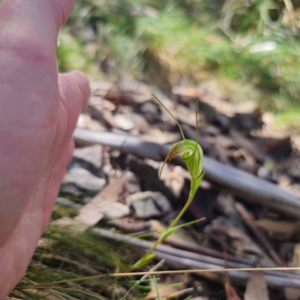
<box><xmin>133</xmin><ymin>95</ymin><xmax>205</xmax><ymax>270</ymax></box>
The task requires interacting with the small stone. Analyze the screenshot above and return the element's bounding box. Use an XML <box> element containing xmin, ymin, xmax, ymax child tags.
<box><xmin>56</xmin><ymin>197</ymin><xmax>83</xmax><ymax>210</ymax></box>
<box><xmin>63</xmin><ymin>167</ymin><xmax>106</xmax><ymax>192</ymax></box>
<box><xmin>114</xmin><ymin>114</ymin><xmax>135</xmax><ymax>131</ymax></box>
<box><xmin>127</xmin><ymin>191</ymin><xmax>172</xmax><ymax>219</ymax></box>
<box><xmin>125</xmin><ymin>171</ymin><xmax>141</xmax><ymax>194</ymax></box>
<box><xmin>286</xmin><ymin>159</ymin><xmax>300</xmax><ymax>179</ymax></box>
<box><xmin>59</xmin><ymin>183</ymin><xmax>83</xmax><ymax>197</ymax></box>
<box><xmin>73</xmin><ymin>145</ymin><xmax>103</xmax><ymax>168</ymax></box>
<box><xmin>77</xmin><ymin>113</ymin><xmax>91</xmax><ymax>128</ymax></box>
<box><xmin>103</xmin><ymin>202</ymin><xmax>130</xmax><ymax>220</ymax></box>
<box><xmin>140</xmin><ymin>101</ymin><xmax>161</xmax><ymax>124</ymax></box>
<box><xmin>257</xmin><ymin>166</ymin><xmax>278</xmax><ymax>183</ymax></box>
<box><xmin>76</xmin><ymin>113</ymin><xmax>104</xmax><ymax>131</ymax></box>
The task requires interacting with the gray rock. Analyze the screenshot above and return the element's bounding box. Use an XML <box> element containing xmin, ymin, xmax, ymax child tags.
<box><xmin>56</xmin><ymin>197</ymin><xmax>83</xmax><ymax>210</ymax></box>
<box><xmin>125</xmin><ymin>171</ymin><xmax>141</xmax><ymax>194</ymax></box>
<box><xmin>114</xmin><ymin>114</ymin><xmax>136</xmax><ymax>131</ymax></box>
<box><xmin>127</xmin><ymin>191</ymin><xmax>171</xmax><ymax>219</ymax></box>
<box><xmin>103</xmin><ymin>202</ymin><xmax>130</xmax><ymax>220</ymax></box>
<box><xmin>63</xmin><ymin>167</ymin><xmax>106</xmax><ymax>192</ymax></box>
<box><xmin>73</xmin><ymin>145</ymin><xmax>103</xmax><ymax>168</ymax></box>
<box><xmin>59</xmin><ymin>184</ymin><xmax>82</xmax><ymax>197</ymax></box>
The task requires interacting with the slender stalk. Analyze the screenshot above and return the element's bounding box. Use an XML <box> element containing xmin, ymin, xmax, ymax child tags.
<box><xmin>152</xmin><ymin>94</ymin><xmax>185</xmax><ymax>140</ymax></box>
<box><xmin>168</xmin><ymin>197</ymin><xmax>193</xmax><ymax>229</ymax></box>
<box><xmin>122</xmin><ymin>260</ymin><xmax>165</xmax><ymax>299</ymax></box>
<box><xmin>133</xmin><ymin>97</ymin><xmax>203</xmax><ymax>270</ymax></box>
<box><xmin>132</xmin><ymin>235</ymin><xmax>166</xmax><ymax>270</ymax></box>
<box><xmin>195</xmin><ymin>100</ymin><xmax>199</xmax><ymax>145</ymax></box>
<box><xmin>132</xmin><ymin>197</ymin><xmax>201</xmax><ymax>269</ymax></box>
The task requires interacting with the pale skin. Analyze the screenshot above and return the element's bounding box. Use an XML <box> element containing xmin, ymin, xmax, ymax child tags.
<box><xmin>0</xmin><ymin>0</ymin><xmax>90</xmax><ymax>297</ymax></box>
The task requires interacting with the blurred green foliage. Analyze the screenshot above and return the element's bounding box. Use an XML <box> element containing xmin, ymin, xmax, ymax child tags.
<box><xmin>57</xmin><ymin>0</ymin><xmax>300</xmax><ymax>124</ymax></box>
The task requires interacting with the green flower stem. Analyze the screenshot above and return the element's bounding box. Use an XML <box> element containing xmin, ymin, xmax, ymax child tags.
<box><xmin>168</xmin><ymin>196</ymin><xmax>193</xmax><ymax>229</ymax></box>
<box><xmin>132</xmin><ymin>96</ymin><xmax>204</xmax><ymax>270</ymax></box>
<box><xmin>132</xmin><ymin>194</ymin><xmax>203</xmax><ymax>270</ymax></box>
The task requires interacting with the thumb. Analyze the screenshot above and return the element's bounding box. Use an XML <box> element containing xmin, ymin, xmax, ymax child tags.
<box><xmin>58</xmin><ymin>71</ymin><xmax>90</xmax><ymax>135</ymax></box>
<box><xmin>0</xmin><ymin>0</ymin><xmax>75</xmax><ymax>55</ymax></box>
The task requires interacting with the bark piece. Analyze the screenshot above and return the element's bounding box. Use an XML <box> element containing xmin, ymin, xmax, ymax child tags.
<box><xmin>255</xmin><ymin>219</ymin><xmax>300</xmax><ymax>235</ymax></box>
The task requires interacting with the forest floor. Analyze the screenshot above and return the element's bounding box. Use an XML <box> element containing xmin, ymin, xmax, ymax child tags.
<box><xmin>10</xmin><ymin>78</ymin><xmax>300</xmax><ymax>300</ymax></box>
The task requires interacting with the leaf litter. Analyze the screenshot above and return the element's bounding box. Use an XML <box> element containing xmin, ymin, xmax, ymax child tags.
<box><xmin>11</xmin><ymin>79</ymin><xmax>300</xmax><ymax>299</ymax></box>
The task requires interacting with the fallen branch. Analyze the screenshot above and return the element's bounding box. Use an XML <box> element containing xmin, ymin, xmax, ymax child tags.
<box><xmin>74</xmin><ymin>128</ymin><xmax>300</xmax><ymax>218</ymax></box>
<box><xmin>92</xmin><ymin>228</ymin><xmax>300</xmax><ymax>289</ymax></box>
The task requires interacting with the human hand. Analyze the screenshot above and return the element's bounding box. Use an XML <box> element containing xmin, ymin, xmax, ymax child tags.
<box><xmin>0</xmin><ymin>0</ymin><xmax>90</xmax><ymax>297</ymax></box>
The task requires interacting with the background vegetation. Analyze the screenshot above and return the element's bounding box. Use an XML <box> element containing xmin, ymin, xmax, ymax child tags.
<box><xmin>57</xmin><ymin>0</ymin><xmax>300</xmax><ymax>128</ymax></box>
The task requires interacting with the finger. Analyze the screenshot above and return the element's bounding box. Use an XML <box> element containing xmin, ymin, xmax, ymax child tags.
<box><xmin>0</xmin><ymin>0</ymin><xmax>75</xmax><ymax>54</ymax></box>
<box><xmin>42</xmin><ymin>139</ymin><xmax>75</xmax><ymax>229</ymax></box>
<box><xmin>58</xmin><ymin>71</ymin><xmax>90</xmax><ymax>134</ymax></box>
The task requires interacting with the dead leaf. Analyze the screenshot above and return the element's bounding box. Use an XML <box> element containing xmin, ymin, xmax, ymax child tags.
<box><xmin>145</xmin><ymin>282</ymin><xmax>178</xmax><ymax>299</ymax></box>
<box><xmin>150</xmin><ymin>219</ymin><xmax>199</xmax><ymax>245</ymax></box>
<box><xmin>244</xmin><ymin>271</ymin><xmax>269</xmax><ymax>300</ymax></box>
<box><xmin>255</xmin><ymin>219</ymin><xmax>300</xmax><ymax>235</ymax></box>
<box><xmin>204</xmin><ymin>217</ymin><xmax>270</xmax><ymax>261</ymax></box>
<box><xmin>139</xmin><ymin>128</ymin><xmax>180</xmax><ymax>144</ymax></box>
<box><xmin>230</xmin><ymin>128</ymin><xmax>264</xmax><ymax>162</ymax></box>
<box><xmin>74</xmin><ymin>176</ymin><xmax>126</xmax><ymax>226</ymax></box>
